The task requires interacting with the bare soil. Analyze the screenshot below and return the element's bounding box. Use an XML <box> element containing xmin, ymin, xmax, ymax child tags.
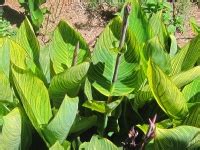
<box><xmin>3</xmin><ymin>0</ymin><xmax>200</xmax><ymax>48</ymax></box>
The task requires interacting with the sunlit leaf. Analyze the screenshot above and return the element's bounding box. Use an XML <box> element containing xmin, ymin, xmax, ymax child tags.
<box><xmin>11</xmin><ymin>67</ymin><xmax>52</xmax><ymax>129</ymax></box>
<box><xmin>172</xmin><ymin>66</ymin><xmax>200</xmax><ymax>88</ymax></box>
<box><xmin>79</xmin><ymin>135</ymin><xmax>120</xmax><ymax>150</ymax></box>
<box><xmin>49</xmin><ymin>141</ymin><xmax>65</xmax><ymax>150</ymax></box>
<box><xmin>83</xmin><ymin>99</ymin><xmax>122</xmax><ymax>114</ymax></box>
<box><xmin>142</xmin><ymin>36</ymin><xmax>171</xmax><ymax>74</ymax></box>
<box><xmin>49</xmin><ymin>62</ymin><xmax>89</xmax><ymax>104</ymax></box>
<box><xmin>124</xmin><ymin>0</ymin><xmax>149</xmax><ymax>44</ymax></box>
<box><xmin>147</xmin><ymin>59</ymin><xmax>188</xmax><ymax>120</ymax></box>
<box><xmin>171</xmin><ymin>34</ymin><xmax>200</xmax><ymax>75</ymax></box>
<box><xmin>169</xmin><ymin>34</ymin><xmax>178</xmax><ymax>56</ymax></box>
<box><xmin>182</xmin><ymin>77</ymin><xmax>200</xmax><ymax>102</ymax></box>
<box><xmin>154</xmin><ymin>126</ymin><xmax>200</xmax><ymax>149</ymax></box>
<box><xmin>0</xmin><ymin>108</ymin><xmax>31</xmax><ymax>150</ymax></box>
<box><xmin>45</xmin><ymin>95</ymin><xmax>78</xmax><ymax>144</ymax></box>
<box><xmin>50</xmin><ymin>21</ymin><xmax>90</xmax><ymax>74</ymax></box>
<box><xmin>16</xmin><ymin>18</ymin><xmax>40</xmax><ymax>65</ymax></box>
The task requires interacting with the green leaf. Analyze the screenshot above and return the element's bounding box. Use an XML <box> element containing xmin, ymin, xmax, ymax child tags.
<box><xmin>154</xmin><ymin>126</ymin><xmax>200</xmax><ymax>149</ymax></box>
<box><xmin>0</xmin><ymin>107</ymin><xmax>31</xmax><ymax>150</ymax></box>
<box><xmin>49</xmin><ymin>140</ymin><xmax>71</xmax><ymax>150</ymax></box>
<box><xmin>142</xmin><ymin>36</ymin><xmax>171</xmax><ymax>74</ymax></box>
<box><xmin>9</xmin><ymin>39</ymin><xmax>28</xmax><ymax>70</ymax></box>
<box><xmin>45</xmin><ymin>95</ymin><xmax>78</xmax><ymax>144</ymax></box>
<box><xmin>79</xmin><ymin>135</ymin><xmax>121</xmax><ymax>150</ymax></box>
<box><xmin>147</xmin><ymin>59</ymin><xmax>188</xmax><ymax>120</ymax></box>
<box><xmin>50</xmin><ymin>20</ymin><xmax>90</xmax><ymax>74</ymax></box>
<box><xmin>0</xmin><ymin>38</ymin><xmax>10</xmax><ymax>76</ymax></box>
<box><xmin>190</xmin><ymin>17</ymin><xmax>200</xmax><ymax>35</ymax></box>
<box><xmin>83</xmin><ymin>99</ymin><xmax>122</xmax><ymax>114</ymax></box>
<box><xmin>40</xmin><ymin>44</ymin><xmax>51</xmax><ymax>83</ymax></box>
<box><xmin>83</xmin><ymin>100</ymin><xmax>107</xmax><ymax>113</ymax></box>
<box><xmin>133</xmin><ymin>85</ymin><xmax>153</xmax><ymax>109</ymax></box>
<box><xmin>11</xmin><ymin>67</ymin><xmax>52</xmax><ymax>129</ymax></box>
<box><xmin>0</xmin><ymin>71</ymin><xmax>13</xmax><ymax>102</ymax></box>
<box><xmin>88</xmin><ymin>16</ymin><xmax>140</xmax><ymax>96</ymax></box>
<box><xmin>84</xmin><ymin>78</ymin><xmax>93</xmax><ymax>100</ymax></box>
<box><xmin>16</xmin><ymin>18</ymin><xmax>40</xmax><ymax>65</ymax></box>
<box><xmin>49</xmin><ymin>141</ymin><xmax>65</xmax><ymax>150</ymax></box>
<box><xmin>0</xmin><ymin>108</ymin><xmax>21</xmax><ymax>149</ymax></box>
<box><xmin>49</xmin><ymin>62</ymin><xmax>90</xmax><ymax>103</ymax></box>
<box><xmin>171</xmin><ymin>34</ymin><xmax>200</xmax><ymax>75</ymax></box>
<box><xmin>182</xmin><ymin>77</ymin><xmax>200</xmax><ymax>102</ymax></box>
<box><xmin>148</xmin><ymin>11</ymin><xmax>168</xmax><ymax>49</ymax></box>
<box><xmin>171</xmin><ymin>66</ymin><xmax>200</xmax><ymax>88</ymax></box>
<box><xmin>0</xmin><ymin>103</ymin><xmax>9</xmax><ymax>127</ymax></box>
<box><xmin>8</xmin><ymin>38</ymin><xmax>45</xmax><ymax>82</ymax></box>
<box><xmin>183</xmin><ymin>104</ymin><xmax>200</xmax><ymax>128</ymax></box>
<box><xmin>0</xmin><ymin>38</ymin><xmax>12</xmax><ymax>102</ymax></box>
<box><xmin>124</xmin><ymin>0</ymin><xmax>149</xmax><ymax>44</ymax></box>
<box><xmin>27</xmin><ymin>0</ymin><xmax>45</xmax><ymax>28</ymax></box>
<box><xmin>169</xmin><ymin>34</ymin><xmax>178</xmax><ymax>56</ymax></box>
<box><xmin>69</xmin><ymin>115</ymin><xmax>97</xmax><ymax>134</ymax></box>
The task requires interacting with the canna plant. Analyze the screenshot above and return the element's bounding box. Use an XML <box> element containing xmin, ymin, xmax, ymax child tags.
<box><xmin>0</xmin><ymin>0</ymin><xmax>200</xmax><ymax>149</ymax></box>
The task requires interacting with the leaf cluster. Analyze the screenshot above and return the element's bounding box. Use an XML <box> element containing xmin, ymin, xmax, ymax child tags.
<box><xmin>0</xmin><ymin>0</ymin><xmax>200</xmax><ymax>149</ymax></box>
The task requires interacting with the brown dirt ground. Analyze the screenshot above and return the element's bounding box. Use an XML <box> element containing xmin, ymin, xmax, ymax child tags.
<box><xmin>3</xmin><ymin>0</ymin><xmax>200</xmax><ymax>48</ymax></box>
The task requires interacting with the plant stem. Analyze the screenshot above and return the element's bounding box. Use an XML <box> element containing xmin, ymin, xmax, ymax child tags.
<box><xmin>72</xmin><ymin>41</ymin><xmax>79</xmax><ymax>67</ymax></box>
<box><xmin>111</xmin><ymin>3</ymin><xmax>131</xmax><ymax>84</ymax></box>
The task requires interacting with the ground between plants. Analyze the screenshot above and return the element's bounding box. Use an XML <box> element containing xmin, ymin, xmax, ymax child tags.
<box><xmin>4</xmin><ymin>0</ymin><xmax>200</xmax><ymax>48</ymax></box>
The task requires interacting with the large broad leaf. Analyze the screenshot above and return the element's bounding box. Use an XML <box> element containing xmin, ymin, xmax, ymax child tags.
<box><xmin>49</xmin><ymin>62</ymin><xmax>89</xmax><ymax>103</ymax></box>
<box><xmin>11</xmin><ymin>67</ymin><xmax>52</xmax><ymax>130</ymax></box>
<box><xmin>183</xmin><ymin>104</ymin><xmax>200</xmax><ymax>128</ymax></box>
<box><xmin>171</xmin><ymin>34</ymin><xmax>200</xmax><ymax>75</ymax></box>
<box><xmin>124</xmin><ymin>0</ymin><xmax>149</xmax><ymax>44</ymax></box>
<box><xmin>172</xmin><ymin>66</ymin><xmax>200</xmax><ymax>89</ymax></box>
<box><xmin>147</xmin><ymin>59</ymin><xmax>188</xmax><ymax>120</ymax></box>
<box><xmin>182</xmin><ymin>77</ymin><xmax>200</xmax><ymax>103</ymax></box>
<box><xmin>148</xmin><ymin>11</ymin><xmax>169</xmax><ymax>49</ymax></box>
<box><xmin>9</xmin><ymin>39</ymin><xmax>28</xmax><ymax>70</ymax></box>
<box><xmin>142</xmin><ymin>36</ymin><xmax>171</xmax><ymax>74</ymax></box>
<box><xmin>88</xmin><ymin>16</ymin><xmax>140</xmax><ymax>96</ymax></box>
<box><xmin>16</xmin><ymin>18</ymin><xmax>40</xmax><ymax>65</ymax></box>
<box><xmin>154</xmin><ymin>126</ymin><xmax>200</xmax><ymax>149</ymax></box>
<box><xmin>50</xmin><ymin>20</ymin><xmax>90</xmax><ymax>74</ymax></box>
<box><xmin>9</xmin><ymin>38</ymin><xmax>45</xmax><ymax>82</ymax></box>
<box><xmin>79</xmin><ymin>135</ymin><xmax>120</xmax><ymax>150</ymax></box>
<box><xmin>0</xmin><ymin>108</ymin><xmax>31</xmax><ymax>150</ymax></box>
<box><xmin>44</xmin><ymin>95</ymin><xmax>78</xmax><ymax>144</ymax></box>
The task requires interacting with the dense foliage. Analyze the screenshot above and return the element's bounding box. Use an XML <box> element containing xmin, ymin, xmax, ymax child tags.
<box><xmin>0</xmin><ymin>0</ymin><xmax>200</xmax><ymax>149</ymax></box>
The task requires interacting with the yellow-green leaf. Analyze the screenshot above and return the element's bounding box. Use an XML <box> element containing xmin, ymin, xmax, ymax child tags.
<box><xmin>147</xmin><ymin>59</ymin><xmax>188</xmax><ymax>120</ymax></box>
